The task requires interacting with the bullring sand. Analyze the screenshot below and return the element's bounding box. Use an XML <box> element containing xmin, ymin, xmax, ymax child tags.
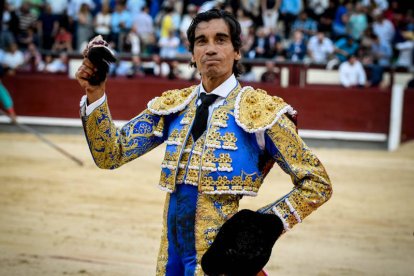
<box><xmin>0</xmin><ymin>133</ymin><xmax>413</xmax><ymax>275</ymax></box>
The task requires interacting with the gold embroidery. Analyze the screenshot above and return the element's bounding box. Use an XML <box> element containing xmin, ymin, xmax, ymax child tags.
<box><xmin>159</xmin><ymin>170</ymin><xmax>175</xmax><ymax>191</ymax></box>
<box><xmin>195</xmin><ymin>192</ymin><xmax>240</xmax><ymax>274</ymax></box>
<box><xmin>148</xmin><ymin>86</ymin><xmax>196</xmax><ymax>114</ymax></box>
<box><xmin>221</xmin><ymin>132</ymin><xmax>237</xmax><ymax>150</ymax></box>
<box><xmin>237</xmin><ymin>88</ymin><xmax>289</xmax><ymax>131</ymax></box>
<box><xmin>262</xmin><ymin>114</ymin><xmax>332</xmax><ymax>229</ymax></box>
<box><xmin>156</xmin><ymin>194</ymin><xmax>170</xmax><ymax>275</ymax></box>
<box><xmin>83</xmin><ymin>102</ymin><xmax>163</xmax><ymax>169</ymax></box>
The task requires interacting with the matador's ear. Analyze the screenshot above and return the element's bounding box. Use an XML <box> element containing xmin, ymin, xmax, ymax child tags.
<box><xmin>83</xmin><ymin>35</ymin><xmax>117</xmax><ymax>86</ymax></box>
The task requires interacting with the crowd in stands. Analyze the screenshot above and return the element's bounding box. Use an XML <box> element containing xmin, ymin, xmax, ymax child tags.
<box><xmin>0</xmin><ymin>0</ymin><xmax>413</xmax><ymax>87</ymax></box>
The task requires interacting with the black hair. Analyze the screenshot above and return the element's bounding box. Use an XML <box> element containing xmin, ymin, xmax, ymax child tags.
<box><xmin>186</xmin><ymin>8</ymin><xmax>243</xmax><ymax>77</ymax></box>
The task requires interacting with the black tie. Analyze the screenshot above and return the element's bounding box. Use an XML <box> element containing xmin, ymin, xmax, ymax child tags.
<box><xmin>191</xmin><ymin>93</ymin><xmax>219</xmax><ymax>141</ymax></box>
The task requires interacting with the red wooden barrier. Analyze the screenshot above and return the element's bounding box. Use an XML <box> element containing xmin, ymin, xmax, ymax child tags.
<box><xmin>3</xmin><ymin>73</ymin><xmax>409</xmax><ymax>140</ymax></box>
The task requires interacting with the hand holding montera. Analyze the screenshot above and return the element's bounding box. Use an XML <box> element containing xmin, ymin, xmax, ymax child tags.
<box><xmin>76</xmin><ymin>35</ymin><xmax>116</xmax><ymax>103</ymax></box>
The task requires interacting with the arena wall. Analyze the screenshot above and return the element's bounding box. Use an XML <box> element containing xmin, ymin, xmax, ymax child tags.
<box><xmin>2</xmin><ymin>73</ymin><xmax>413</xmax><ymax>143</ymax></box>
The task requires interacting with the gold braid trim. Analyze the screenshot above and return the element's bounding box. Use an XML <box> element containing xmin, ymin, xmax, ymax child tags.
<box><xmin>235</xmin><ymin>86</ymin><xmax>297</xmax><ymax>133</ymax></box>
<box><xmin>147</xmin><ymin>86</ymin><xmax>197</xmax><ymax>115</ymax></box>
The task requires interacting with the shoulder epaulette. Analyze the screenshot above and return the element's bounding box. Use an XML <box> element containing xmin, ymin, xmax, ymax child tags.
<box><xmin>235</xmin><ymin>86</ymin><xmax>297</xmax><ymax>133</ymax></box>
<box><xmin>147</xmin><ymin>85</ymin><xmax>197</xmax><ymax>115</ymax></box>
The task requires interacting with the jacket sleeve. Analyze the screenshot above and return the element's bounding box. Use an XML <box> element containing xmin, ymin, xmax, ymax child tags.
<box><xmin>81</xmin><ymin>98</ymin><xmax>166</xmax><ymax>169</ymax></box>
<box><xmin>257</xmin><ymin>114</ymin><xmax>332</xmax><ymax>231</ymax></box>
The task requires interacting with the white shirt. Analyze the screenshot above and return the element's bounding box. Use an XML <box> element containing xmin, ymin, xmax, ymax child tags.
<box><xmin>159</xmin><ymin>36</ymin><xmax>180</xmax><ymax>59</ymax></box>
<box><xmin>46</xmin><ymin>0</ymin><xmax>68</xmax><ymax>15</ymax></box>
<box><xmin>2</xmin><ymin>50</ymin><xmax>24</xmax><ymax>69</ymax></box>
<box><xmin>373</xmin><ymin>19</ymin><xmax>395</xmax><ymax>44</ymax></box>
<box><xmin>307</xmin><ymin>35</ymin><xmax>334</xmax><ymax>63</ymax></box>
<box><xmin>198</xmin><ymin>74</ymin><xmax>238</xmax><ymax>121</ymax></box>
<box><xmin>395</xmin><ymin>41</ymin><xmax>414</xmax><ymax>68</ymax></box>
<box><xmin>339</xmin><ymin>60</ymin><xmax>366</xmax><ymax>87</ymax></box>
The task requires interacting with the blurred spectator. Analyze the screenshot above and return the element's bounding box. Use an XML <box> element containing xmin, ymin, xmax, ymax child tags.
<box><xmin>151</xmin><ymin>54</ymin><xmax>170</xmax><ymax>78</ymax></box>
<box><xmin>333</xmin><ymin>35</ymin><xmax>359</xmax><ymax>63</ymax></box>
<box><xmin>247</xmin><ymin>27</ymin><xmax>272</xmax><ymax>59</ymax></box>
<box><xmin>307</xmin><ymin>30</ymin><xmax>334</xmax><ymax>64</ymax></box>
<box><xmin>52</xmin><ymin>26</ymin><xmax>73</xmax><ymax>52</ymax></box>
<box><xmin>372</xmin><ymin>12</ymin><xmax>395</xmax><ymax>44</ymax></box>
<box><xmin>37</xmin><ymin>3</ymin><xmax>59</xmax><ymax>50</ymax></box>
<box><xmin>291</xmin><ymin>10</ymin><xmax>318</xmax><ymax>41</ymax></box>
<box><xmin>67</xmin><ymin>0</ymin><xmax>95</xmax><ymax>21</ymax></box>
<box><xmin>395</xmin><ymin>32</ymin><xmax>414</xmax><ymax>69</ymax></box>
<box><xmin>158</xmin><ymin>4</ymin><xmax>177</xmax><ymax>39</ymax></box>
<box><xmin>287</xmin><ymin>30</ymin><xmax>307</xmax><ymax>62</ymax></box>
<box><xmin>16</xmin><ymin>2</ymin><xmax>38</xmax><ymax>47</ymax></box>
<box><xmin>17</xmin><ymin>26</ymin><xmax>39</xmax><ymax>49</ymax></box>
<box><xmin>237</xmin><ymin>8</ymin><xmax>254</xmax><ymax>38</ymax></box>
<box><xmin>77</xmin><ymin>3</ymin><xmax>94</xmax><ymax>51</ymax></box>
<box><xmin>261</xmin><ymin>0</ymin><xmax>280</xmax><ymax>34</ymax></box>
<box><xmin>306</xmin><ymin>0</ymin><xmax>329</xmax><ymax>20</ymax></box>
<box><xmin>1</xmin><ymin>43</ymin><xmax>24</xmax><ymax>74</ymax></box>
<box><xmin>332</xmin><ymin>1</ymin><xmax>352</xmax><ymax>38</ymax></box>
<box><xmin>279</xmin><ymin>0</ymin><xmax>302</xmax><ymax>38</ymax></box>
<box><xmin>167</xmin><ymin>61</ymin><xmax>182</xmax><ymax>80</ymax></box>
<box><xmin>23</xmin><ymin>43</ymin><xmax>43</xmax><ymax>71</ymax></box>
<box><xmin>94</xmin><ymin>2</ymin><xmax>112</xmax><ymax>42</ymax></box>
<box><xmin>260</xmin><ymin>61</ymin><xmax>280</xmax><ymax>84</ymax></box>
<box><xmin>269</xmin><ymin>40</ymin><xmax>287</xmax><ymax>61</ymax></box>
<box><xmin>26</xmin><ymin>0</ymin><xmax>43</xmax><ymax>18</ymax></box>
<box><xmin>240</xmin><ymin>0</ymin><xmax>261</xmax><ymax>23</ymax></box>
<box><xmin>267</xmin><ymin>28</ymin><xmax>284</xmax><ymax>60</ymax></box>
<box><xmin>241</xmin><ymin>26</ymin><xmax>256</xmax><ymax>57</ymax></box>
<box><xmin>199</xmin><ymin>0</ymin><xmax>226</xmax><ymax>13</ymax></box>
<box><xmin>347</xmin><ymin>3</ymin><xmax>368</xmax><ymax>41</ymax></box>
<box><xmin>179</xmin><ymin>4</ymin><xmax>197</xmax><ymax>39</ymax></box>
<box><xmin>370</xmin><ymin>34</ymin><xmax>392</xmax><ymax>67</ymax></box>
<box><xmin>318</xmin><ymin>0</ymin><xmax>336</xmax><ymax>37</ymax></box>
<box><xmin>132</xmin><ymin>6</ymin><xmax>155</xmax><ymax>47</ymax></box>
<box><xmin>360</xmin><ymin>0</ymin><xmax>389</xmax><ymax>13</ymax></box>
<box><xmin>6</xmin><ymin>0</ymin><xmax>23</xmax><ymax>10</ymax></box>
<box><xmin>126</xmin><ymin>0</ymin><xmax>147</xmax><ymax>16</ymax></box>
<box><xmin>159</xmin><ymin>30</ymin><xmax>180</xmax><ymax>59</ymax></box>
<box><xmin>45</xmin><ymin>0</ymin><xmax>68</xmax><ymax>17</ymax></box>
<box><xmin>339</xmin><ymin>55</ymin><xmax>366</xmax><ymax>88</ymax></box>
<box><xmin>110</xmin><ymin>1</ymin><xmax>132</xmax><ymax>52</ymax></box>
<box><xmin>44</xmin><ymin>52</ymin><xmax>68</xmax><ymax>73</ymax></box>
<box><xmin>239</xmin><ymin>63</ymin><xmax>257</xmax><ymax>82</ymax></box>
<box><xmin>124</xmin><ymin>30</ymin><xmax>141</xmax><ymax>56</ymax></box>
<box><xmin>1</xmin><ymin>3</ymin><xmax>19</xmax><ymax>49</ymax></box>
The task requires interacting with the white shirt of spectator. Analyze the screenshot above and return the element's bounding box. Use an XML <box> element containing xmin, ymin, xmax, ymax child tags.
<box><xmin>307</xmin><ymin>0</ymin><xmax>329</xmax><ymax>15</ymax></box>
<box><xmin>67</xmin><ymin>0</ymin><xmax>95</xmax><ymax>20</ymax></box>
<box><xmin>360</xmin><ymin>0</ymin><xmax>389</xmax><ymax>11</ymax></box>
<box><xmin>6</xmin><ymin>0</ymin><xmax>23</xmax><ymax>10</ymax></box>
<box><xmin>159</xmin><ymin>35</ymin><xmax>180</xmax><ymax>59</ymax></box>
<box><xmin>339</xmin><ymin>60</ymin><xmax>366</xmax><ymax>87</ymax></box>
<box><xmin>46</xmin><ymin>0</ymin><xmax>68</xmax><ymax>15</ymax></box>
<box><xmin>126</xmin><ymin>0</ymin><xmax>146</xmax><ymax>15</ymax></box>
<box><xmin>2</xmin><ymin>49</ymin><xmax>24</xmax><ymax>69</ymax></box>
<box><xmin>45</xmin><ymin>59</ymin><xmax>67</xmax><ymax>73</ymax></box>
<box><xmin>95</xmin><ymin>12</ymin><xmax>112</xmax><ymax>35</ymax></box>
<box><xmin>395</xmin><ymin>41</ymin><xmax>414</xmax><ymax>68</ymax></box>
<box><xmin>373</xmin><ymin>19</ymin><xmax>395</xmax><ymax>44</ymax></box>
<box><xmin>133</xmin><ymin>11</ymin><xmax>154</xmax><ymax>39</ymax></box>
<box><xmin>307</xmin><ymin>35</ymin><xmax>334</xmax><ymax>63</ymax></box>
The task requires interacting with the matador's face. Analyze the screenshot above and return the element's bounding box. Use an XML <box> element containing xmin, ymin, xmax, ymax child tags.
<box><xmin>191</xmin><ymin>18</ymin><xmax>241</xmax><ymax>82</ymax></box>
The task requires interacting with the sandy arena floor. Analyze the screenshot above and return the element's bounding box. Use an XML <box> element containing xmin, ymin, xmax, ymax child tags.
<box><xmin>0</xmin><ymin>132</ymin><xmax>413</xmax><ymax>276</ymax></box>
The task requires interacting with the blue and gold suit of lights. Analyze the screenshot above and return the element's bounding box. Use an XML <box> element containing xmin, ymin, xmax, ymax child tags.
<box><xmin>81</xmin><ymin>84</ymin><xmax>332</xmax><ymax>275</ymax></box>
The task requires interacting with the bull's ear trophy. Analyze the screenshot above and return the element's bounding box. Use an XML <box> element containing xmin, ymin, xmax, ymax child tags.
<box><xmin>83</xmin><ymin>35</ymin><xmax>117</xmax><ymax>86</ymax></box>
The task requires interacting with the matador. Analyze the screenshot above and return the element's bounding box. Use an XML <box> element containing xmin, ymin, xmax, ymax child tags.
<box><xmin>76</xmin><ymin>9</ymin><xmax>332</xmax><ymax>276</ymax></box>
